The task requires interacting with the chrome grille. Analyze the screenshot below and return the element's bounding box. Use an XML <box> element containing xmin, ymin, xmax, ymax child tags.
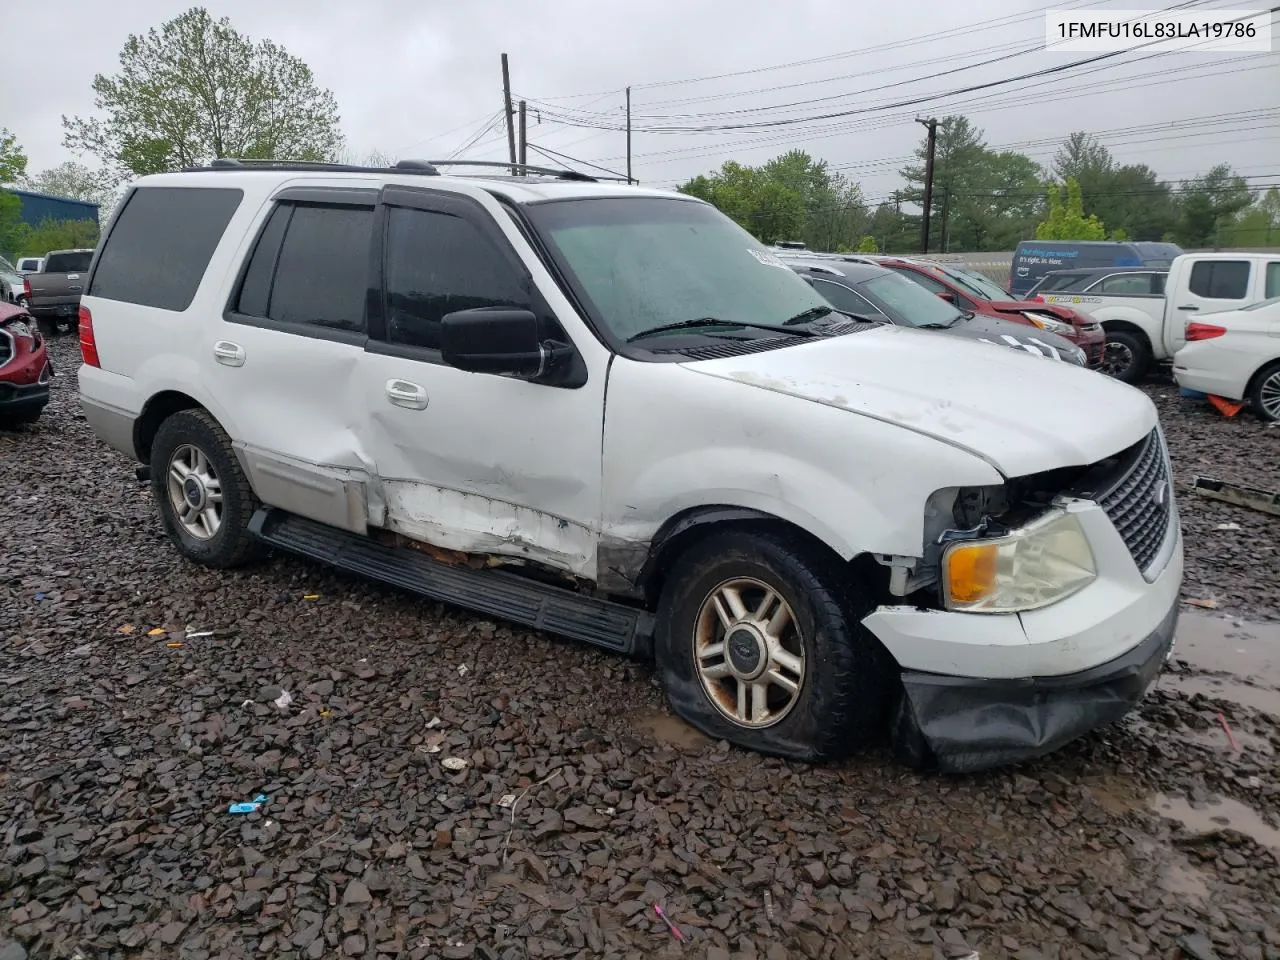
<box><xmin>1097</xmin><ymin>429</ymin><xmax>1173</xmax><ymax>575</ymax></box>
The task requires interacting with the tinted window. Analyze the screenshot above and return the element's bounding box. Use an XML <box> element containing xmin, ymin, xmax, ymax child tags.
<box><xmin>1097</xmin><ymin>273</ymin><xmax>1156</xmax><ymax>295</ymax></box>
<box><xmin>383</xmin><ymin>207</ymin><xmax>530</xmax><ymax>350</ymax></box>
<box><xmin>1152</xmin><ymin>273</ymin><xmax>1167</xmax><ymax>296</ymax></box>
<box><xmin>1267</xmin><ymin>262</ymin><xmax>1280</xmax><ymax>300</ymax></box>
<box><xmin>810</xmin><ymin>278</ymin><xmax>885</xmax><ymax>318</ymax></box>
<box><xmin>0</xmin><ymin>257</ymin><xmax>14</xmax><ymax>272</ymax></box>
<box><xmin>89</xmin><ymin>186</ymin><xmax>242</xmax><ymax>311</ymax></box>
<box><xmin>45</xmin><ymin>251</ymin><xmax>94</xmax><ymax>272</ymax></box>
<box><xmin>858</xmin><ymin>273</ymin><xmax>966</xmax><ymax>327</ymax></box>
<box><xmin>1035</xmin><ymin>273</ymin><xmax>1086</xmax><ymax>293</ymax></box>
<box><xmin>236</xmin><ymin>203</ymin><xmax>373</xmax><ymax>332</ymax></box>
<box><xmin>1189</xmin><ymin>261</ymin><xmax>1250</xmax><ymax>300</ymax></box>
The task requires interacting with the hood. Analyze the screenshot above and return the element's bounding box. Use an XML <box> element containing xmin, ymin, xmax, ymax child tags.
<box><xmin>987</xmin><ymin>299</ymin><xmax>1087</xmax><ymax>327</ymax></box>
<box><xmin>682</xmin><ymin>324</ymin><xmax>1156</xmax><ymax>477</ymax></box>
<box><xmin>943</xmin><ymin>313</ymin><xmax>1083</xmax><ymax>364</ymax></box>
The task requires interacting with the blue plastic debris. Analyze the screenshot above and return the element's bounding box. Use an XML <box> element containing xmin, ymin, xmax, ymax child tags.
<box><xmin>1179</xmin><ymin>387</ymin><xmax>1208</xmax><ymax>400</ymax></box>
<box><xmin>228</xmin><ymin>794</ymin><xmax>268</xmax><ymax>815</ymax></box>
<box><xmin>34</xmin><ymin>592</ymin><xmax>45</xmax><ymax>601</ymax></box>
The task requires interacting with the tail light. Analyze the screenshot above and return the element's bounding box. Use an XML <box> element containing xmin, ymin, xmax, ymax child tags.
<box><xmin>23</xmin><ymin>276</ymin><xmax>31</xmax><ymax>300</ymax></box>
<box><xmin>79</xmin><ymin>305</ymin><xmax>101</xmax><ymax>367</ymax></box>
<box><xmin>1185</xmin><ymin>322</ymin><xmax>1226</xmax><ymax>342</ymax></box>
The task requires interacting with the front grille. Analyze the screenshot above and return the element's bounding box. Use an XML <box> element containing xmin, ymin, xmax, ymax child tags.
<box><xmin>0</xmin><ymin>330</ymin><xmax>12</xmax><ymax>368</ymax></box>
<box><xmin>1096</xmin><ymin>429</ymin><xmax>1173</xmax><ymax>576</ymax></box>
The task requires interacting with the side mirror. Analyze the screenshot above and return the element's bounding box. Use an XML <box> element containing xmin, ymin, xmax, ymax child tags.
<box><xmin>440</xmin><ymin>307</ymin><xmax>571</xmax><ymax>380</ymax></box>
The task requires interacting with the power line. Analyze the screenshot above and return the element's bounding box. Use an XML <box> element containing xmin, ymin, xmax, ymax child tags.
<box><xmin>524</xmin><ymin>143</ymin><xmax>630</xmax><ymax>180</ymax></box>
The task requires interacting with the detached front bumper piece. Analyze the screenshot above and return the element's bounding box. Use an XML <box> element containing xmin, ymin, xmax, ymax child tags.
<box><xmin>892</xmin><ymin>599</ymin><xmax>1179</xmax><ymax>774</ymax></box>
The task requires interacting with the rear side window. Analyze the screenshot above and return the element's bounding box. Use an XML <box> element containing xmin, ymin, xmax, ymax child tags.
<box><xmin>45</xmin><ymin>251</ymin><xmax>94</xmax><ymax>272</ymax></box>
<box><xmin>1096</xmin><ymin>273</ymin><xmax>1157</xmax><ymax>295</ymax></box>
<box><xmin>810</xmin><ymin>278</ymin><xmax>885</xmax><ymax>318</ymax></box>
<box><xmin>234</xmin><ymin>202</ymin><xmax>374</xmax><ymax>333</ymax></box>
<box><xmin>382</xmin><ymin>206</ymin><xmax>530</xmax><ymax>350</ymax></box>
<box><xmin>89</xmin><ymin>186</ymin><xmax>243</xmax><ymax>311</ymax></box>
<box><xmin>1035</xmin><ymin>273</ymin><xmax>1084</xmax><ymax>293</ymax></box>
<box><xmin>1188</xmin><ymin>261</ymin><xmax>1250</xmax><ymax>300</ymax></box>
<box><xmin>1266</xmin><ymin>262</ymin><xmax>1280</xmax><ymax>299</ymax></box>
<box><xmin>889</xmin><ymin>266</ymin><xmax>949</xmax><ymax>296</ymax></box>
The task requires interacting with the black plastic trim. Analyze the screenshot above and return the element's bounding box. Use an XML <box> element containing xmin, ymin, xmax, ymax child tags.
<box><xmin>250</xmin><ymin>508</ymin><xmax>652</xmax><ymax>656</ymax></box>
<box><xmin>273</xmin><ymin>186</ymin><xmax>380</xmax><ymax>206</ymax></box>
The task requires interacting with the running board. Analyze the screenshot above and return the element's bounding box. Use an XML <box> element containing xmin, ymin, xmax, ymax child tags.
<box><xmin>249</xmin><ymin>508</ymin><xmax>652</xmax><ymax>656</ymax></box>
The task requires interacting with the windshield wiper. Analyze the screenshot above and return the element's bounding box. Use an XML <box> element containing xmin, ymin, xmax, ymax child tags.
<box><xmin>919</xmin><ymin>313</ymin><xmax>965</xmax><ymax>329</ymax></box>
<box><xmin>626</xmin><ymin>316</ymin><xmax>816</xmax><ymax>343</ymax></box>
<box><xmin>781</xmin><ymin>305</ymin><xmax>834</xmax><ymax>326</ymax></box>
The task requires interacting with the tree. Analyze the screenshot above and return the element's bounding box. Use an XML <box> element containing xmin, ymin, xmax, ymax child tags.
<box><xmin>856</xmin><ymin>235</ymin><xmax>879</xmax><ymax>253</ymax></box>
<box><xmin>24</xmin><ymin>161</ymin><xmax>120</xmax><ymax>212</ymax></box>
<box><xmin>1050</xmin><ymin>133</ymin><xmax>1178</xmax><ymax>241</ymax></box>
<box><xmin>1173</xmin><ymin>164</ymin><xmax>1253</xmax><ymax>247</ymax></box>
<box><xmin>1</xmin><ymin>129</ymin><xmax>27</xmax><ymax>184</ymax></box>
<box><xmin>62</xmin><ymin>7</ymin><xmax>344</xmax><ymax>178</ymax></box>
<box><xmin>1035</xmin><ymin>178</ymin><xmax>1107</xmax><ymax>240</ymax></box>
<box><xmin>19</xmin><ymin>218</ymin><xmax>100</xmax><ymax>256</ymax></box>
<box><xmin>0</xmin><ymin>192</ymin><xmax>25</xmax><ymax>259</ymax></box>
<box><xmin>1219</xmin><ymin>186</ymin><xmax>1280</xmax><ymax>247</ymax></box>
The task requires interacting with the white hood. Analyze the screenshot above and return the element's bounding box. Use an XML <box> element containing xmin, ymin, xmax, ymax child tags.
<box><xmin>683</xmin><ymin>324</ymin><xmax>1157</xmax><ymax>477</ymax></box>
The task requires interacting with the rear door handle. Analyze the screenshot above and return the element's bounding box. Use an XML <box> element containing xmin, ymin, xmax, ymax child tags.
<box><xmin>386</xmin><ymin>379</ymin><xmax>428</xmax><ymax>410</ymax></box>
<box><xmin>213</xmin><ymin>340</ymin><xmax>245</xmax><ymax>367</ymax></box>
<box><xmin>1177</xmin><ymin>304</ymin><xmax>1199</xmax><ymax>311</ymax></box>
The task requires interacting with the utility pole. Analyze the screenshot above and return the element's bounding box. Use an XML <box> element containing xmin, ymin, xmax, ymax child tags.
<box><xmin>518</xmin><ymin>100</ymin><xmax>527</xmax><ymax>167</ymax></box>
<box><xmin>625</xmin><ymin>87</ymin><xmax>632</xmax><ymax>184</ymax></box>
<box><xmin>917</xmin><ymin>117</ymin><xmax>938</xmax><ymax>254</ymax></box>
<box><xmin>501</xmin><ymin>54</ymin><xmax>517</xmax><ymax>174</ymax></box>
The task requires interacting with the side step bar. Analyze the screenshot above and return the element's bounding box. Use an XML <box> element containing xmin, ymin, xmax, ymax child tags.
<box><xmin>249</xmin><ymin>508</ymin><xmax>653</xmax><ymax>656</ymax></box>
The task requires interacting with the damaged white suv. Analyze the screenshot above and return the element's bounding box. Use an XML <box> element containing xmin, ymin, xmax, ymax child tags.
<box><xmin>77</xmin><ymin>158</ymin><xmax>1183</xmax><ymax>772</ymax></box>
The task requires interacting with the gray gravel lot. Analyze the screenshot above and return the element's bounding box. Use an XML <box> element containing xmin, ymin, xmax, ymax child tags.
<box><xmin>2</xmin><ymin>337</ymin><xmax>1279</xmax><ymax>960</ymax></box>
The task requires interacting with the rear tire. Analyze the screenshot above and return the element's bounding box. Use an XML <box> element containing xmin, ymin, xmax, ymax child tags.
<box><xmin>0</xmin><ymin>407</ymin><xmax>43</xmax><ymax>429</ymax></box>
<box><xmin>150</xmin><ymin>409</ymin><xmax>264</xmax><ymax>568</ymax></box>
<box><xmin>1249</xmin><ymin>361</ymin><xmax>1280</xmax><ymax>423</ymax></box>
<box><xmin>1101</xmin><ymin>329</ymin><xmax>1150</xmax><ymax>384</ymax></box>
<box><xmin>654</xmin><ymin>528</ymin><xmax>895</xmax><ymax>763</ymax></box>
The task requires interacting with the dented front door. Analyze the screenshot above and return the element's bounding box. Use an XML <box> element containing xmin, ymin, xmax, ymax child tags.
<box><xmin>358</xmin><ymin>185</ymin><xmax>606</xmax><ymax>578</ymax></box>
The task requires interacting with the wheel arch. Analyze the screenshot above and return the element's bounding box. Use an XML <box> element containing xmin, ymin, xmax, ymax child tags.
<box><xmin>133</xmin><ymin>390</ymin><xmax>206</xmax><ymax>465</ymax></box>
<box><xmin>1100</xmin><ymin>318</ymin><xmax>1153</xmax><ymax>352</ymax></box>
<box><xmin>615</xmin><ymin>505</ymin><xmax>890</xmax><ymax>609</ymax></box>
<box><xmin>1245</xmin><ymin>357</ymin><xmax>1280</xmax><ymax>418</ymax></box>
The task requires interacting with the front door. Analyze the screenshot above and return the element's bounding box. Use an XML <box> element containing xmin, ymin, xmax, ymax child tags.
<box><xmin>358</xmin><ymin>184</ymin><xmax>607</xmax><ymax>579</ymax></box>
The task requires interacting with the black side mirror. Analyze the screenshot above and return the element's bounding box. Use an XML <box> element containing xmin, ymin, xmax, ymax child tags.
<box><xmin>440</xmin><ymin>307</ymin><xmax>573</xmax><ymax>381</ymax></box>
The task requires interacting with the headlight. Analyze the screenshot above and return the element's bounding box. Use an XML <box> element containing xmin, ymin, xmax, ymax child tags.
<box><xmin>1021</xmin><ymin>312</ymin><xmax>1073</xmax><ymax>336</ymax></box>
<box><xmin>941</xmin><ymin>508</ymin><xmax>1096</xmax><ymax>613</ymax></box>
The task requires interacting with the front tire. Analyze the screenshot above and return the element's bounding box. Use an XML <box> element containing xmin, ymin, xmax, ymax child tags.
<box><xmin>1101</xmin><ymin>329</ymin><xmax>1150</xmax><ymax>384</ymax></box>
<box><xmin>1249</xmin><ymin>361</ymin><xmax>1280</xmax><ymax>423</ymax></box>
<box><xmin>654</xmin><ymin>529</ymin><xmax>894</xmax><ymax>763</ymax></box>
<box><xmin>150</xmin><ymin>409</ymin><xmax>264</xmax><ymax>568</ymax></box>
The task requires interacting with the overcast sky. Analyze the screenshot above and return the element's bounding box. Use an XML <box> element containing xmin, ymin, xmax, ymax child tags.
<box><xmin>3</xmin><ymin>0</ymin><xmax>1277</xmax><ymax>204</ymax></box>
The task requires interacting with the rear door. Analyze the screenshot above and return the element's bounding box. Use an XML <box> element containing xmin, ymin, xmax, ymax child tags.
<box><xmin>212</xmin><ymin>187</ymin><xmax>380</xmax><ymax>533</ymax></box>
<box><xmin>1168</xmin><ymin>259</ymin><xmax>1256</xmax><ymax>354</ymax></box>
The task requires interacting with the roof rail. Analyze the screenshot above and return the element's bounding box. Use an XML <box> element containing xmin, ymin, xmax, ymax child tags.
<box><xmin>422</xmin><ymin>159</ymin><xmax>613</xmax><ymax>182</ymax></box>
<box><xmin>187</xmin><ymin>158</ymin><xmax>442</xmax><ymax>176</ymax></box>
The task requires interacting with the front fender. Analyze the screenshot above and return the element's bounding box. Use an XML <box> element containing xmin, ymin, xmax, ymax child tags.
<box><xmin>600</xmin><ymin>359</ymin><xmax>1002</xmax><ymax>577</ymax></box>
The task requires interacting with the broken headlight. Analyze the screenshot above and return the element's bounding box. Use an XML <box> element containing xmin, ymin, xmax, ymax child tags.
<box><xmin>941</xmin><ymin>508</ymin><xmax>1096</xmax><ymax>613</ymax></box>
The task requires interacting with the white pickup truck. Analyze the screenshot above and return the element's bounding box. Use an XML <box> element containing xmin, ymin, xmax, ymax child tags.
<box><xmin>1033</xmin><ymin>252</ymin><xmax>1280</xmax><ymax>383</ymax></box>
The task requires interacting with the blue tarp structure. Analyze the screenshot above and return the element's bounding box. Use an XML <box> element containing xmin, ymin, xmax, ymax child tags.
<box><xmin>2</xmin><ymin>188</ymin><xmax>99</xmax><ymax>227</ymax></box>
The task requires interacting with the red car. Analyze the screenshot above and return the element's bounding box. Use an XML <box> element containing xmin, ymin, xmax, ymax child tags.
<box><xmin>0</xmin><ymin>300</ymin><xmax>53</xmax><ymax>427</ymax></box>
<box><xmin>856</xmin><ymin>256</ymin><xmax>1108</xmax><ymax>370</ymax></box>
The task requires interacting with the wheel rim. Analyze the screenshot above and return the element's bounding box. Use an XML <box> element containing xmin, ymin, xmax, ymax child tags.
<box><xmin>1260</xmin><ymin>371</ymin><xmax>1280</xmax><ymax>420</ymax></box>
<box><xmin>166</xmin><ymin>443</ymin><xmax>223</xmax><ymax>540</ymax></box>
<box><xmin>693</xmin><ymin>577</ymin><xmax>806</xmax><ymax>728</ymax></box>
<box><xmin>1101</xmin><ymin>341</ymin><xmax>1133</xmax><ymax>378</ymax></box>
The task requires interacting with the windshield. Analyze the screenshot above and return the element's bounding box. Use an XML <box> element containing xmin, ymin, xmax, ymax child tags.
<box><xmin>45</xmin><ymin>251</ymin><xmax>93</xmax><ymax>272</ymax></box>
<box><xmin>938</xmin><ymin>265</ymin><xmax>1010</xmax><ymax>301</ymax></box>
<box><xmin>0</xmin><ymin>257</ymin><xmax>15</xmax><ymax>273</ymax></box>
<box><xmin>857</xmin><ymin>272</ymin><xmax>966</xmax><ymax>327</ymax></box>
<box><xmin>521</xmin><ymin>197</ymin><xmax>831</xmax><ymax>343</ymax></box>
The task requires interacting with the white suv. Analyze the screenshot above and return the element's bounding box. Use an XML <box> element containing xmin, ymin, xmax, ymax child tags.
<box><xmin>76</xmin><ymin>158</ymin><xmax>1184</xmax><ymax>773</ymax></box>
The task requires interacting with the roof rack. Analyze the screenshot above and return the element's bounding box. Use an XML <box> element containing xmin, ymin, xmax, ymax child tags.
<box><xmin>185</xmin><ymin>157</ymin><xmax>624</xmax><ymax>184</ymax></box>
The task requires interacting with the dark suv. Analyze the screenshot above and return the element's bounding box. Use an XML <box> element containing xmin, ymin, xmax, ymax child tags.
<box><xmin>788</xmin><ymin>260</ymin><xmax>1087</xmax><ymax>366</ymax></box>
<box><xmin>1026</xmin><ymin>266</ymin><xmax>1168</xmax><ymax>298</ymax></box>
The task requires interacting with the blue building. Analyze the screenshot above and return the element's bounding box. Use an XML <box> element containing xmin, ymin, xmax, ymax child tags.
<box><xmin>3</xmin><ymin>188</ymin><xmax>99</xmax><ymax>227</ymax></box>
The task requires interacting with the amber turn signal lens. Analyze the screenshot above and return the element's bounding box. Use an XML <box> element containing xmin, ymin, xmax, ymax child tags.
<box><xmin>944</xmin><ymin>543</ymin><xmax>998</xmax><ymax>605</ymax></box>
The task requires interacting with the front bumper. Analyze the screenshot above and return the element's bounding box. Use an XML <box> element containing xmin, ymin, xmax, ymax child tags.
<box><xmin>893</xmin><ymin>597</ymin><xmax>1178</xmax><ymax>773</ymax></box>
<box><xmin>0</xmin><ymin>378</ymin><xmax>51</xmax><ymax>412</ymax></box>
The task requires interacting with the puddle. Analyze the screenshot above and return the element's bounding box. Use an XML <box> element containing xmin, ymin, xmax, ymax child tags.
<box><xmin>1149</xmin><ymin>792</ymin><xmax>1280</xmax><ymax>854</ymax></box>
<box><xmin>633</xmin><ymin>710</ymin><xmax>712</xmax><ymax>751</ymax></box>
<box><xmin>1159</xmin><ymin>673</ymin><xmax>1280</xmax><ymax>717</ymax></box>
<box><xmin>1172</xmin><ymin>613</ymin><xmax>1280</xmax><ymax>686</ymax></box>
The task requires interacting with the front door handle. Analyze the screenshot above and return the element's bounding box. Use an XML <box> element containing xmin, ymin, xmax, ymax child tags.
<box><xmin>1177</xmin><ymin>304</ymin><xmax>1200</xmax><ymax>311</ymax></box>
<box><xmin>386</xmin><ymin>379</ymin><xmax>428</xmax><ymax>410</ymax></box>
<box><xmin>213</xmin><ymin>340</ymin><xmax>245</xmax><ymax>367</ymax></box>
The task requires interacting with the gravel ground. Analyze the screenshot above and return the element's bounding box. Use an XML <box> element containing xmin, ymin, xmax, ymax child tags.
<box><xmin>3</xmin><ymin>337</ymin><xmax>1280</xmax><ymax>960</ymax></box>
